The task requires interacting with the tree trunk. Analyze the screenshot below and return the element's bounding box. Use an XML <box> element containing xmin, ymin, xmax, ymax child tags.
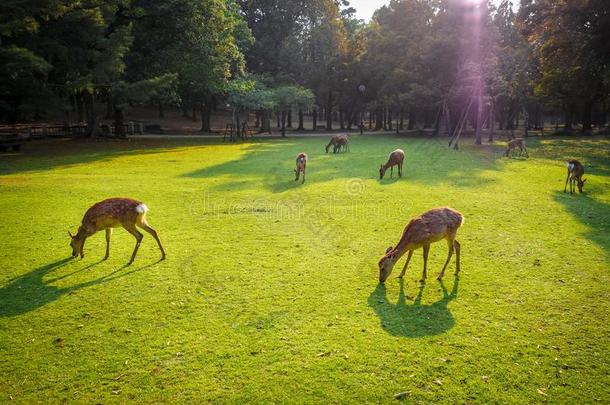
<box><xmin>339</xmin><ymin>108</ymin><xmax>345</xmax><ymax>130</ymax></box>
<box><xmin>281</xmin><ymin>110</ymin><xmax>286</xmax><ymax>137</ymax></box>
<box><xmin>192</xmin><ymin>106</ymin><xmax>197</xmax><ymax>122</ymax></box>
<box><xmin>312</xmin><ymin>108</ymin><xmax>317</xmax><ymax>131</ymax></box>
<box><xmin>375</xmin><ymin>108</ymin><xmax>383</xmax><ymax>130</ymax></box>
<box><xmin>474</xmin><ymin>90</ymin><xmax>482</xmax><ymax>145</ymax></box>
<box><xmin>276</xmin><ymin>112</ymin><xmax>281</xmax><ymax>128</ymax></box>
<box><xmin>287</xmin><ymin>110</ymin><xmax>292</xmax><ymax>128</ymax></box>
<box><xmin>200</xmin><ymin>103</ymin><xmax>211</xmax><ymax>132</ymax></box>
<box><xmin>182</xmin><ymin>104</ymin><xmax>190</xmax><ymax>118</ymax></box>
<box><xmin>564</xmin><ymin>103</ymin><xmax>574</xmax><ymax>132</ymax></box>
<box><xmin>85</xmin><ymin>92</ymin><xmax>100</xmax><ymax>137</ymax></box>
<box><xmin>488</xmin><ymin>98</ymin><xmax>495</xmax><ymax>142</ymax></box>
<box><xmin>260</xmin><ymin>110</ymin><xmax>271</xmax><ymax>133</ymax></box>
<box><xmin>297</xmin><ymin>109</ymin><xmax>304</xmax><ymax>130</ymax></box>
<box><xmin>326</xmin><ymin>92</ymin><xmax>333</xmax><ymax>130</ymax></box>
<box><xmin>105</xmin><ymin>96</ymin><xmax>113</xmax><ymax>119</ymax></box>
<box><xmin>114</xmin><ymin>106</ymin><xmax>125</xmax><ymax>138</ymax></box>
<box><xmin>158</xmin><ymin>102</ymin><xmax>164</xmax><ymax>118</ymax></box>
<box><xmin>399</xmin><ymin>107</ymin><xmax>404</xmax><ymax>130</ymax></box>
<box><xmin>369</xmin><ymin>111</ymin><xmax>373</xmax><ymax>129</ymax></box>
<box><xmin>76</xmin><ymin>92</ymin><xmax>84</xmax><ymax>123</ymax></box>
<box><xmin>388</xmin><ymin>108</ymin><xmax>393</xmax><ymax>130</ymax></box>
<box><xmin>582</xmin><ymin>100</ymin><xmax>593</xmax><ymax>133</ymax></box>
<box><xmin>408</xmin><ymin>109</ymin><xmax>416</xmax><ymax>130</ymax></box>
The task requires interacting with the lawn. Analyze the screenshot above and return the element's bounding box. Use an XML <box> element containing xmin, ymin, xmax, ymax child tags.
<box><xmin>0</xmin><ymin>134</ymin><xmax>609</xmax><ymax>403</ymax></box>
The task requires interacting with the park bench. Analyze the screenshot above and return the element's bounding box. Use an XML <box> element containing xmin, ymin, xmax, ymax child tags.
<box><xmin>0</xmin><ymin>134</ymin><xmax>29</xmax><ymax>152</ymax></box>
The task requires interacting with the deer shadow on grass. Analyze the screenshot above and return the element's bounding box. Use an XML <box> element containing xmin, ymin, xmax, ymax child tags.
<box><xmin>0</xmin><ymin>257</ymin><xmax>157</xmax><ymax>317</ymax></box>
<box><xmin>368</xmin><ymin>276</ymin><xmax>459</xmax><ymax>338</ymax></box>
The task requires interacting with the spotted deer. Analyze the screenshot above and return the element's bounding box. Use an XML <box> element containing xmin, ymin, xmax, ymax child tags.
<box><xmin>325</xmin><ymin>135</ymin><xmax>349</xmax><ymax>153</ymax></box>
<box><xmin>69</xmin><ymin>198</ymin><xmax>166</xmax><ymax>264</ymax></box>
<box><xmin>564</xmin><ymin>160</ymin><xmax>586</xmax><ymax>194</ymax></box>
<box><xmin>378</xmin><ymin>207</ymin><xmax>464</xmax><ymax>283</ymax></box>
<box><xmin>505</xmin><ymin>138</ymin><xmax>528</xmax><ymax>157</ymax></box>
<box><xmin>379</xmin><ymin>149</ymin><xmax>405</xmax><ymax>179</ymax></box>
<box><xmin>294</xmin><ymin>152</ymin><xmax>307</xmax><ymax>183</ymax></box>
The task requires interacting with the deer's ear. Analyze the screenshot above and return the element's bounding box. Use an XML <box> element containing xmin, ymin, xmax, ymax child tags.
<box><xmin>385</xmin><ymin>246</ymin><xmax>393</xmax><ymax>254</ymax></box>
<box><xmin>582</xmin><ymin>178</ymin><xmax>587</xmax><ymax>183</ymax></box>
<box><xmin>68</xmin><ymin>231</ymin><xmax>73</xmax><ymax>238</ymax></box>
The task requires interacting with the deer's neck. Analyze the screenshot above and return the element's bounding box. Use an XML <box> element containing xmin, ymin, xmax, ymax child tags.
<box><xmin>391</xmin><ymin>233</ymin><xmax>413</xmax><ymax>260</ymax></box>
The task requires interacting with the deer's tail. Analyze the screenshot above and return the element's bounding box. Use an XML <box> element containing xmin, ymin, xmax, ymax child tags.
<box><xmin>136</xmin><ymin>204</ymin><xmax>149</xmax><ymax>214</ymax></box>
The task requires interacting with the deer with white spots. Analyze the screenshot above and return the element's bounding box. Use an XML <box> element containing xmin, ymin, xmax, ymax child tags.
<box><xmin>294</xmin><ymin>152</ymin><xmax>308</xmax><ymax>183</ymax></box>
<box><xmin>564</xmin><ymin>160</ymin><xmax>586</xmax><ymax>194</ymax></box>
<box><xmin>378</xmin><ymin>207</ymin><xmax>464</xmax><ymax>283</ymax></box>
<box><xmin>69</xmin><ymin>198</ymin><xmax>166</xmax><ymax>264</ymax></box>
<box><xmin>379</xmin><ymin>149</ymin><xmax>405</xmax><ymax>179</ymax></box>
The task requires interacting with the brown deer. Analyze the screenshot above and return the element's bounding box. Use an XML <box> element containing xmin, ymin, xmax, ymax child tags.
<box><xmin>378</xmin><ymin>207</ymin><xmax>464</xmax><ymax>283</ymax></box>
<box><xmin>505</xmin><ymin>138</ymin><xmax>528</xmax><ymax>157</ymax></box>
<box><xmin>294</xmin><ymin>152</ymin><xmax>307</xmax><ymax>183</ymax></box>
<box><xmin>69</xmin><ymin>198</ymin><xmax>166</xmax><ymax>264</ymax></box>
<box><xmin>564</xmin><ymin>160</ymin><xmax>586</xmax><ymax>194</ymax></box>
<box><xmin>379</xmin><ymin>149</ymin><xmax>405</xmax><ymax>179</ymax></box>
<box><xmin>325</xmin><ymin>135</ymin><xmax>349</xmax><ymax>153</ymax></box>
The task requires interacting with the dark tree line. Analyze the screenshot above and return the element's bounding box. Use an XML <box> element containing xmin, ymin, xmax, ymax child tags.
<box><xmin>1</xmin><ymin>0</ymin><xmax>609</xmax><ymax>137</ymax></box>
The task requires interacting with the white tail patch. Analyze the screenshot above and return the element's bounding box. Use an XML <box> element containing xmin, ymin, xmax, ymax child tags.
<box><xmin>461</xmin><ymin>216</ymin><xmax>466</xmax><ymax>226</ymax></box>
<box><xmin>135</xmin><ymin>204</ymin><xmax>148</xmax><ymax>214</ymax></box>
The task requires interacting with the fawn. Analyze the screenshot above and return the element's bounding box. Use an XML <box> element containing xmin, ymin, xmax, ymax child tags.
<box><xmin>294</xmin><ymin>152</ymin><xmax>307</xmax><ymax>183</ymax></box>
<box><xmin>69</xmin><ymin>198</ymin><xmax>166</xmax><ymax>264</ymax></box>
<box><xmin>379</xmin><ymin>149</ymin><xmax>405</xmax><ymax>179</ymax></box>
<box><xmin>325</xmin><ymin>135</ymin><xmax>349</xmax><ymax>153</ymax></box>
<box><xmin>505</xmin><ymin>138</ymin><xmax>528</xmax><ymax>157</ymax></box>
<box><xmin>378</xmin><ymin>207</ymin><xmax>464</xmax><ymax>283</ymax></box>
<box><xmin>564</xmin><ymin>160</ymin><xmax>586</xmax><ymax>194</ymax></box>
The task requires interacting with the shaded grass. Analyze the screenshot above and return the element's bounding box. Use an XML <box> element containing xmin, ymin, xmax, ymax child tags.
<box><xmin>0</xmin><ymin>135</ymin><xmax>609</xmax><ymax>403</ymax></box>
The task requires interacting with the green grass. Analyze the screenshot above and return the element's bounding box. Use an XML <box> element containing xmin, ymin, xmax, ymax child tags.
<box><xmin>0</xmin><ymin>135</ymin><xmax>609</xmax><ymax>403</ymax></box>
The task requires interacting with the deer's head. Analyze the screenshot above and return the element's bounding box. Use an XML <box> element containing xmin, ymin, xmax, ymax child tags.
<box><xmin>379</xmin><ymin>165</ymin><xmax>385</xmax><ymax>179</ymax></box>
<box><xmin>577</xmin><ymin>178</ymin><xmax>587</xmax><ymax>193</ymax></box>
<box><xmin>378</xmin><ymin>246</ymin><xmax>397</xmax><ymax>283</ymax></box>
<box><xmin>68</xmin><ymin>230</ymin><xmax>85</xmax><ymax>258</ymax></box>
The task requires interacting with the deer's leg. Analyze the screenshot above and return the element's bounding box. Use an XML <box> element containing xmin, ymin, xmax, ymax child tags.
<box><xmin>123</xmin><ymin>224</ymin><xmax>143</xmax><ymax>265</ymax></box>
<box><xmin>438</xmin><ymin>238</ymin><xmax>455</xmax><ymax>281</ymax></box>
<box><xmin>421</xmin><ymin>244</ymin><xmax>430</xmax><ymax>283</ymax></box>
<box><xmin>138</xmin><ymin>221</ymin><xmax>166</xmax><ymax>260</ymax></box>
<box><xmin>80</xmin><ymin>237</ymin><xmax>87</xmax><ymax>259</ymax></box>
<box><xmin>104</xmin><ymin>228</ymin><xmax>112</xmax><ymax>260</ymax></box>
<box><xmin>399</xmin><ymin>162</ymin><xmax>403</xmax><ymax>177</ymax></box>
<box><xmin>294</xmin><ymin>169</ymin><xmax>299</xmax><ymax>182</ymax></box>
<box><xmin>302</xmin><ymin>169</ymin><xmax>306</xmax><ymax>184</ymax></box>
<box><xmin>454</xmin><ymin>240</ymin><xmax>461</xmax><ymax>275</ymax></box>
<box><xmin>564</xmin><ymin>170</ymin><xmax>571</xmax><ymax>193</ymax></box>
<box><xmin>390</xmin><ymin>166</ymin><xmax>393</xmax><ymax>178</ymax></box>
<box><xmin>398</xmin><ymin>250</ymin><xmax>413</xmax><ymax>278</ymax></box>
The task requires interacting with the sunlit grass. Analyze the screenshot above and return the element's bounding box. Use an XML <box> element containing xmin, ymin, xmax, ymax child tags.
<box><xmin>0</xmin><ymin>135</ymin><xmax>609</xmax><ymax>403</ymax></box>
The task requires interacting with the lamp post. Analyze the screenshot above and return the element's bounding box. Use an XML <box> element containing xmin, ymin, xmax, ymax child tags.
<box><xmin>358</xmin><ymin>84</ymin><xmax>366</xmax><ymax>135</ymax></box>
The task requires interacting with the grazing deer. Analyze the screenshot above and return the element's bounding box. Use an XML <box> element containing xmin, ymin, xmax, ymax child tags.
<box><xmin>505</xmin><ymin>138</ymin><xmax>528</xmax><ymax>157</ymax></box>
<box><xmin>325</xmin><ymin>135</ymin><xmax>349</xmax><ymax>153</ymax></box>
<box><xmin>294</xmin><ymin>152</ymin><xmax>307</xmax><ymax>183</ymax></box>
<box><xmin>69</xmin><ymin>198</ymin><xmax>166</xmax><ymax>264</ymax></box>
<box><xmin>564</xmin><ymin>159</ymin><xmax>586</xmax><ymax>194</ymax></box>
<box><xmin>379</xmin><ymin>149</ymin><xmax>405</xmax><ymax>179</ymax></box>
<box><xmin>378</xmin><ymin>207</ymin><xmax>464</xmax><ymax>283</ymax></box>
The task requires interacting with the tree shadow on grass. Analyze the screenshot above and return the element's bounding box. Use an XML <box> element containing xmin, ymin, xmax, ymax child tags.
<box><xmin>368</xmin><ymin>276</ymin><xmax>459</xmax><ymax>337</ymax></box>
<box><xmin>182</xmin><ymin>137</ymin><xmax>505</xmax><ymax>193</ymax></box>
<box><xmin>0</xmin><ymin>257</ymin><xmax>157</xmax><ymax>317</ymax></box>
<box><xmin>0</xmin><ymin>138</ymin><xmax>222</xmax><ymax>176</ymax></box>
<box><xmin>553</xmin><ymin>190</ymin><xmax>610</xmax><ymax>262</ymax></box>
